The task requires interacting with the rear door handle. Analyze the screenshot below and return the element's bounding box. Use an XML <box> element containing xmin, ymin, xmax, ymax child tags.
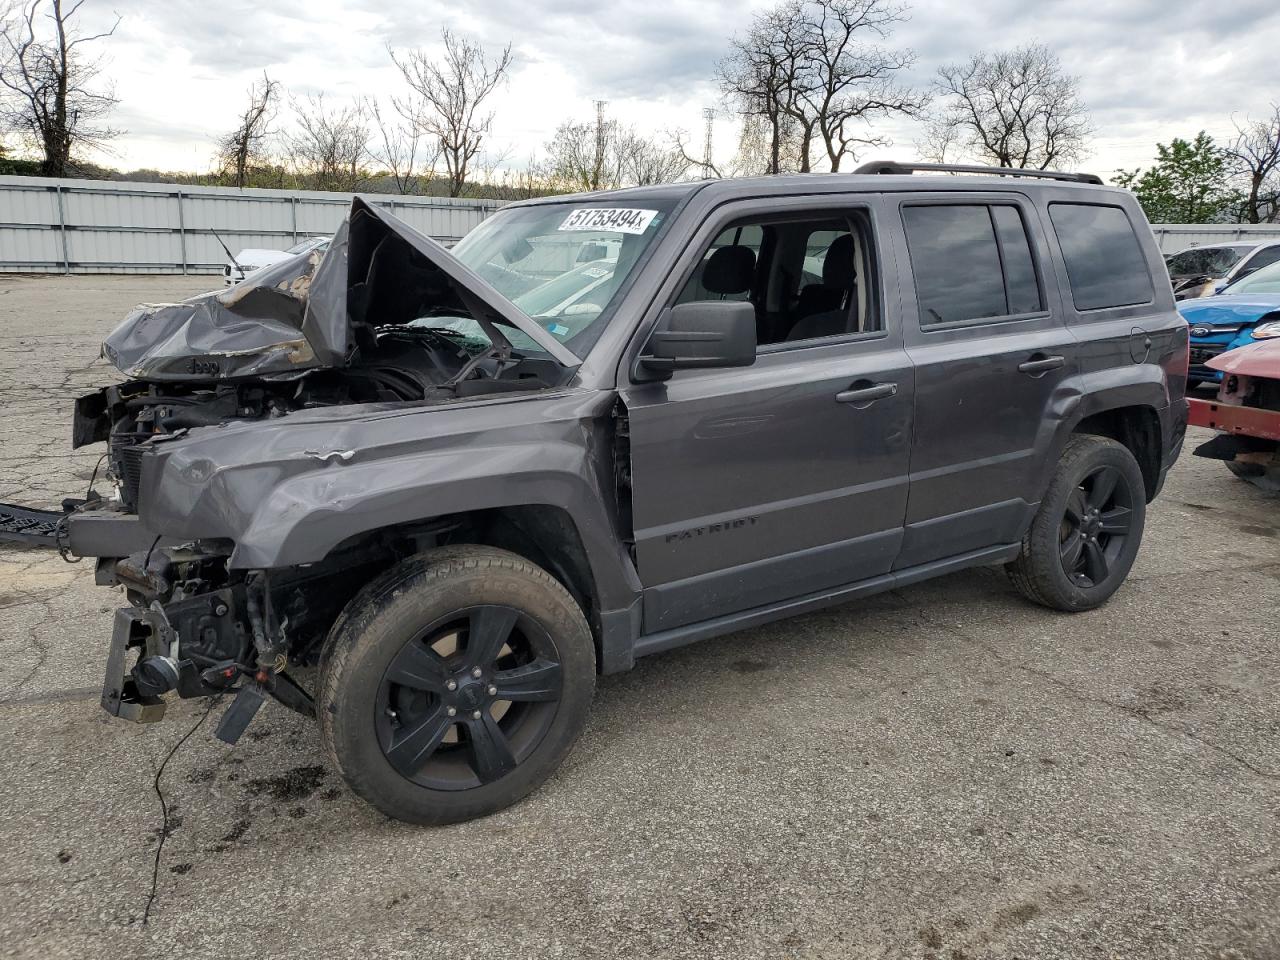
<box><xmin>1017</xmin><ymin>355</ymin><xmax>1065</xmax><ymax>376</ymax></box>
<box><xmin>835</xmin><ymin>381</ymin><xmax>897</xmax><ymax>405</ymax></box>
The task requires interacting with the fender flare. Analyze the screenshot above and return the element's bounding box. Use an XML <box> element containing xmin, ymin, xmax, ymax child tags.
<box><xmin>226</xmin><ymin>439</ymin><xmax>641</xmax><ymax>613</ymax></box>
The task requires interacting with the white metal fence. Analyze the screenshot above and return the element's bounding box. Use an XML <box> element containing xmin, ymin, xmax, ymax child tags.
<box><xmin>0</xmin><ymin>175</ymin><xmax>502</xmax><ymax>275</ymax></box>
<box><xmin>2</xmin><ymin>174</ymin><xmax>1276</xmax><ymax>273</ymax></box>
<box><xmin>1150</xmin><ymin>223</ymin><xmax>1280</xmax><ymax>254</ymax></box>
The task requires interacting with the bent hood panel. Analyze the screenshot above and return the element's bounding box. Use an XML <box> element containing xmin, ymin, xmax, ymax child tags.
<box><xmin>102</xmin><ymin>197</ymin><xmax>579</xmax><ymax>381</ymax></box>
<box><xmin>1207</xmin><ymin>338</ymin><xmax>1280</xmax><ymax>377</ymax></box>
<box><xmin>1178</xmin><ymin>295</ymin><xmax>1280</xmax><ymax>326</ymax></box>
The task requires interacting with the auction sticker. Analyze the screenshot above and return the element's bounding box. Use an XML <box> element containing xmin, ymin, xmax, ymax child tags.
<box><xmin>559</xmin><ymin>208</ymin><xmax>658</xmax><ymax>234</ymax></box>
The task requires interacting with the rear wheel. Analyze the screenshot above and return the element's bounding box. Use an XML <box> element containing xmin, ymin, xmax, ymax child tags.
<box><xmin>1007</xmin><ymin>435</ymin><xmax>1147</xmax><ymax>612</ymax></box>
<box><xmin>318</xmin><ymin>546</ymin><xmax>595</xmax><ymax>825</ymax></box>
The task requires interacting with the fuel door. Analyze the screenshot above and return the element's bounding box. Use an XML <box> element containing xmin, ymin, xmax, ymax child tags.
<box><xmin>1129</xmin><ymin>326</ymin><xmax>1152</xmax><ymax>364</ymax></box>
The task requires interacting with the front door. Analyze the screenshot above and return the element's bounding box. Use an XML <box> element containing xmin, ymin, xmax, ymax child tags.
<box><xmin>620</xmin><ymin>201</ymin><xmax>914</xmax><ymax>633</ymax></box>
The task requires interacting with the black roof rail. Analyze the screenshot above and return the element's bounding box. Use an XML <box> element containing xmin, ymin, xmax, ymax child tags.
<box><xmin>854</xmin><ymin>160</ymin><xmax>1104</xmax><ymax>186</ymax></box>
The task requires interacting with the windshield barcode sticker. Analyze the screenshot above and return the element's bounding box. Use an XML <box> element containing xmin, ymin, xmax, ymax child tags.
<box><xmin>559</xmin><ymin>208</ymin><xmax>658</xmax><ymax>234</ymax></box>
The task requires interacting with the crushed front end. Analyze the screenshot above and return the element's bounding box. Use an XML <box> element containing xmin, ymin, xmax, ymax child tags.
<box><xmin>2</xmin><ymin>195</ymin><xmax>581</xmax><ymax>741</ymax></box>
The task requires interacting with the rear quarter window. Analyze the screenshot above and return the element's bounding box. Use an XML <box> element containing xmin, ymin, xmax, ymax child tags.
<box><xmin>1049</xmin><ymin>203</ymin><xmax>1155</xmax><ymax>311</ymax></box>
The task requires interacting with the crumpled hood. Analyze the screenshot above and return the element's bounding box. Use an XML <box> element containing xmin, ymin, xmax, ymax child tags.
<box><xmin>102</xmin><ymin>197</ymin><xmax>579</xmax><ymax>381</ymax></box>
<box><xmin>1178</xmin><ymin>293</ymin><xmax>1280</xmax><ymax>327</ymax></box>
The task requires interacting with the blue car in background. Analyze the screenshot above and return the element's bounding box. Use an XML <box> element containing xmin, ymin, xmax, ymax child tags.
<box><xmin>1179</xmin><ymin>259</ymin><xmax>1280</xmax><ymax>385</ymax></box>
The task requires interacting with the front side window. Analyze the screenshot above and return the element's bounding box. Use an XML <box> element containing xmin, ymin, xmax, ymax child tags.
<box><xmin>673</xmin><ymin>211</ymin><xmax>880</xmax><ymax>346</ymax></box>
<box><xmin>902</xmin><ymin>203</ymin><xmax>1044</xmax><ymax>327</ymax></box>
<box><xmin>1049</xmin><ymin>203</ymin><xmax>1155</xmax><ymax>311</ymax></box>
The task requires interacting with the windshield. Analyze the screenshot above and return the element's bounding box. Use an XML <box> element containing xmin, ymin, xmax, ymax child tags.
<box><xmin>1165</xmin><ymin>245</ymin><xmax>1252</xmax><ymax>278</ymax></box>
<box><xmin>285</xmin><ymin>237</ymin><xmax>327</xmax><ymax>255</ymax></box>
<box><xmin>1221</xmin><ymin>258</ymin><xmax>1280</xmax><ymax>295</ymax></box>
<box><xmin>417</xmin><ymin>200</ymin><xmax>675</xmax><ymax>355</ymax></box>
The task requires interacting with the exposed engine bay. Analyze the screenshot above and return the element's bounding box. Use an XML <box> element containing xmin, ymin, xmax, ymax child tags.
<box><xmin>74</xmin><ymin>197</ymin><xmax>578</xmax><ymax>510</ymax></box>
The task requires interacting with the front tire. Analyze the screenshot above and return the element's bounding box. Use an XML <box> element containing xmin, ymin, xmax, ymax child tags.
<box><xmin>318</xmin><ymin>546</ymin><xmax>595</xmax><ymax>825</ymax></box>
<box><xmin>1007</xmin><ymin>435</ymin><xmax>1147</xmax><ymax>612</ymax></box>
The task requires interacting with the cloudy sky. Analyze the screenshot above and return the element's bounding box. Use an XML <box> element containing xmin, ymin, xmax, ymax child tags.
<box><xmin>70</xmin><ymin>0</ymin><xmax>1280</xmax><ymax>182</ymax></box>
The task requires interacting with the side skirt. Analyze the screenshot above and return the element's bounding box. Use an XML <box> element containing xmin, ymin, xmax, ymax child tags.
<box><xmin>631</xmin><ymin>542</ymin><xmax>1022</xmax><ymax>661</ymax></box>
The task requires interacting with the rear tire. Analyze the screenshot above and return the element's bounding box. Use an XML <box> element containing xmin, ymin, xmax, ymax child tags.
<box><xmin>318</xmin><ymin>545</ymin><xmax>595</xmax><ymax>825</ymax></box>
<box><xmin>1007</xmin><ymin>435</ymin><xmax>1147</xmax><ymax>612</ymax></box>
<box><xmin>1227</xmin><ymin>459</ymin><xmax>1280</xmax><ymax>494</ymax></box>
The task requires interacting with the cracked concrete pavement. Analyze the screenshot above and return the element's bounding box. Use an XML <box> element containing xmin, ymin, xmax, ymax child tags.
<box><xmin>1</xmin><ymin>275</ymin><xmax>1278</xmax><ymax>960</ymax></box>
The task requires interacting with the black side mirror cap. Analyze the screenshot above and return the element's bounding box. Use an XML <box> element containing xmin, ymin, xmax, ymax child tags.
<box><xmin>637</xmin><ymin>301</ymin><xmax>757</xmax><ymax>380</ymax></box>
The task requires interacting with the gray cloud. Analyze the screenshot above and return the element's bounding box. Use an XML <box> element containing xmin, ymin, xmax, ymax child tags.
<box><xmin>76</xmin><ymin>0</ymin><xmax>1280</xmax><ymax>176</ymax></box>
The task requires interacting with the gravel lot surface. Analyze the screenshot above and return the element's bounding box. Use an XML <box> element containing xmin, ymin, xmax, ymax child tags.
<box><xmin>1</xmin><ymin>275</ymin><xmax>1278</xmax><ymax>960</ymax></box>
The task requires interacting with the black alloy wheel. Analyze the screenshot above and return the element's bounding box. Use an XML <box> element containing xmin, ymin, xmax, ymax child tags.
<box><xmin>375</xmin><ymin>605</ymin><xmax>564</xmax><ymax>790</ymax></box>
<box><xmin>318</xmin><ymin>546</ymin><xmax>595</xmax><ymax>825</ymax></box>
<box><xmin>1007</xmin><ymin>434</ymin><xmax>1147</xmax><ymax>612</ymax></box>
<box><xmin>1057</xmin><ymin>464</ymin><xmax>1135</xmax><ymax>589</ymax></box>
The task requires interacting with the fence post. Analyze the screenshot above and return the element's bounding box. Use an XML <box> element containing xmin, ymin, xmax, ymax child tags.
<box><xmin>291</xmin><ymin>196</ymin><xmax>298</xmax><ymax>243</ymax></box>
<box><xmin>176</xmin><ymin>190</ymin><xmax>188</xmax><ymax>275</ymax></box>
<box><xmin>54</xmin><ymin>184</ymin><xmax>70</xmax><ymax>274</ymax></box>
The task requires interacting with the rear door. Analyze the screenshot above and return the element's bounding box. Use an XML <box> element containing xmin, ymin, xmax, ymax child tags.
<box><xmin>619</xmin><ymin>196</ymin><xmax>914</xmax><ymax>633</ymax></box>
<box><xmin>887</xmin><ymin>193</ymin><xmax>1079</xmax><ymax>568</ymax></box>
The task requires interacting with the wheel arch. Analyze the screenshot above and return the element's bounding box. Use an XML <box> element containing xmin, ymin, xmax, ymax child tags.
<box><xmin>1071</xmin><ymin>404</ymin><xmax>1163</xmax><ymax>501</ymax></box>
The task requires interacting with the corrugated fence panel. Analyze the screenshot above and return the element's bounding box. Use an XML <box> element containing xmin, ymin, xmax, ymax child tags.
<box><xmin>1150</xmin><ymin>224</ymin><xmax>1280</xmax><ymax>254</ymax></box>
<box><xmin>0</xmin><ymin>175</ymin><xmax>501</xmax><ymax>274</ymax></box>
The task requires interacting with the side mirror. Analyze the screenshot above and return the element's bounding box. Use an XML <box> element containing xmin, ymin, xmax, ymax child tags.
<box><xmin>637</xmin><ymin>301</ymin><xmax>757</xmax><ymax>379</ymax></box>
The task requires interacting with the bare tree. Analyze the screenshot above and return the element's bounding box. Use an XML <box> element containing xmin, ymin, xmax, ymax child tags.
<box><xmin>926</xmin><ymin>42</ymin><xmax>1092</xmax><ymax>169</ymax></box>
<box><xmin>284</xmin><ymin>94</ymin><xmax>370</xmax><ymax>192</ymax></box>
<box><xmin>616</xmin><ymin>127</ymin><xmax>688</xmax><ymax>185</ymax></box>
<box><xmin>366</xmin><ymin>95</ymin><xmax>437</xmax><ymax>195</ymax></box>
<box><xmin>541</xmin><ymin>109</ymin><xmax>688</xmax><ymax>191</ymax></box>
<box><xmin>0</xmin><ymin>0</ymin><xmax>120</xmax><ymax>176</ymax></box>
<box><xmin>801</xmin><ymin>0</ymin><xmax>927</xmax><ymax>171</ymax></box>
<box><xmin>719</xmin><ymin>0</ymin><xmax>924</xmax><ymax>174</ymax></box>
<box><xmin>216</xmin><ymin>72</ymin><xmax>278</xmax><ymax>188</ymax></box>
<box><xmin>717</xmin><ymin>1</ymin><xmax>808</xmax><ymax>174</ymax></box>
<box><xmin>1225</xmin><ymin>105</ymin><xmax>1280</xmax><ymax>224</ymax></box>
<box><xmin>539</xmin><ymin>117</ymin><xmax>623</xmax><ymax>191</ymax></box>
<box><xmin>390</xmin><ymin>30</ymin><xmax>513</xmax><ymax>197</ymax></box>
<box><xmin>671</xmin><ymin>126</ymin><xmax>723</xmax><ymax>178</ymax></box>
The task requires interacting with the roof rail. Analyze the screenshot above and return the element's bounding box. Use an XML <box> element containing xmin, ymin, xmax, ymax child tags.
<box><xmin>853</xmin><ymin>160</ymin><xmax>1104</xmax><ymax>186</ymax></box>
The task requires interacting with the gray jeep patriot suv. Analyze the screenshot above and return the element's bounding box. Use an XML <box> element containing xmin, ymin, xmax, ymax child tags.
<box><xmin>23</xmin><ymin>162</ymin><xmax>1190</xmax><ymax>824</ymax></box>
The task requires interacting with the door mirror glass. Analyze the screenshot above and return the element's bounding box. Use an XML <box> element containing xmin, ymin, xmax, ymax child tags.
<box><xmin>638</xmin><ymin>301</ymin><xmax>757</xmax><ymax>378</ymax></box>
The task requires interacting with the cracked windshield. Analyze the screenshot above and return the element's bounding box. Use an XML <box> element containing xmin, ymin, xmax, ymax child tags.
<box><xmin>412</xmin><ymin>200</ymin><xmax>674</xmax><ymax>354</ymax></box>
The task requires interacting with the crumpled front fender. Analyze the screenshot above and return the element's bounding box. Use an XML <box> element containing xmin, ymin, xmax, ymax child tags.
<box><xmin>137</xmin><ymin>391</ymin><xmax>639</xmax><ymax>612</ymax></box>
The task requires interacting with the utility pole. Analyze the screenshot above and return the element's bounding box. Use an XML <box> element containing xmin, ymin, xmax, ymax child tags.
<box><xmin>592</xmin><ymin>100</ymin><xmax>608</xmax><ymax>191</ymax></box>
<box><xmin>701</xmin><ymin>107</ymin><xmax>715</xmax><ymax>178</ymax></box>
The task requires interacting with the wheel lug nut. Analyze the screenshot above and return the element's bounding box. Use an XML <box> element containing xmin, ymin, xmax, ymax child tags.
<box><xmin>446</xmin><ymin>679</ymin><xmax>457</xmax><ymax>691</ymax></box>
<box><xmin>471</xmin><ymin>667</ymin><xmax>483</xmax><ymax>678</ymax></box>
<box><xmin>446</xmin><ymin>706</ymin><xmax>457</xmax><ymax>717</ymax></box>
<box><xmin>487</xmin><ymin>684</ymin><xmax>497</xmax><ymax>696</ymax></box>
<box><xmin>471</xmin><ymin>710</ymin><xmax>482</xmax><ymax>720</ymax></box>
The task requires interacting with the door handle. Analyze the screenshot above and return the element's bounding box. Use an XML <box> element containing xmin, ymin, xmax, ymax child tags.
<box><xmin>835</xmin><ymin>381</ymin><xmax>897</xmax><ymax>405</ymax></box>
<box><xmin>1017</xmin><ymin>355</ymin><xmax>1065</xmax><ymax>376</ymax></box>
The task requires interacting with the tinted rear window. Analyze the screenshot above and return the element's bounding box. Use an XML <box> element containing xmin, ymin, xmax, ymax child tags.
<box><xmin>1049</xmin><ymin>203</ymin><xmax>1154</xmax><ymax>310</ymax></box>
<box><xmin>902</xmin><ymin>205</ymin><xmax>1008</xmax><ymax>325</ymax></box>
<box><xmin>992</xmin><ymin>206</ymin><xmax>1042</xmax><ymax>315</ymax></box>
<box><xmin>902</xmin><ymin>204</ymin><xmax>1043</xmax><ymax>326</ymax></box>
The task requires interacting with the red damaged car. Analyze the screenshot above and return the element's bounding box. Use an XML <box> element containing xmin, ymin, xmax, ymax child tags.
<box><xmin>1188</xmin><ymin>339</ymin><xmax>1280</xmax><ymax>492</ymax></box>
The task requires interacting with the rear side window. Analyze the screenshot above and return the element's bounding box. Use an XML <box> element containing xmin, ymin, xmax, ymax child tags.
<box><xmin>902</xmin><ymin>204</ymin><xmax>1044</xmax><ymax>326</ymax></box>
<box><xmin>1049</xmin><ymin>203</ymin><xmax>1154</xmax><ymax>310</ymax></box>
